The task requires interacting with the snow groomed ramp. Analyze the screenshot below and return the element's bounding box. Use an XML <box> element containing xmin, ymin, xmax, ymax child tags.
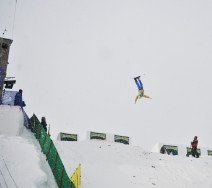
<box><xmin>29</xmin><ymin>114</ymin><xmax>75</xmax><ymax>188</ymax></box>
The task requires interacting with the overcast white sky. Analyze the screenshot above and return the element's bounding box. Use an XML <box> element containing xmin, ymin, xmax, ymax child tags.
<box><xmin>1</xmin><ymin>0</ymin><xmax>212</xmax><ymax>150</ymax></box>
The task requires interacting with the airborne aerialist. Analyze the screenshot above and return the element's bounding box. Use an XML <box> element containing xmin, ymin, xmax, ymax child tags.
<box><xmin>134</xmin><ymin>76</ymin><xmax>151</xmax><ymax>104</ymax></box>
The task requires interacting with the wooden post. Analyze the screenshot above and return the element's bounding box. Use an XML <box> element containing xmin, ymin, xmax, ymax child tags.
<box><xmin>0</xmin><ymin>37</ymin><xmax>13</xmax><ymax>104</ymax></box>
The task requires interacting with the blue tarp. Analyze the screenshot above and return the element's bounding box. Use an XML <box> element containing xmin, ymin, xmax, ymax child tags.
<box><xmin>2</xmin><ymin>90</ymin><xmax>18</xmax><ymax>105</ymax></box>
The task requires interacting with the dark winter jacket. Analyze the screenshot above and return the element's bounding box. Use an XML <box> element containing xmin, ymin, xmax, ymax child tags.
<box><xmin>14</xmin><ymin>92</ymin><xmax>25</xmax><ymax>107</ymax></box>
<box><xmin>160</xmin><ymin>146</ymin><xmax>166</xmax><ymax>154</ymax></box>
<box><xmin>191</xmin><ymin>140</ymin><xmax>198</xmax><ymax>149</ymax></box>
<box><xmin>41</xmin><ymin>119</ymin><xmax>47</xmax><ymax>132</ymax></box>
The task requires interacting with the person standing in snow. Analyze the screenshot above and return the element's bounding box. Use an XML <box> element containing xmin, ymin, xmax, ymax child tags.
<box><xmin>160</xmin><ymin>145</ymin><xmax>167</xmax><ymax>154</ymax></box>
<box><xmin>14</xmin><ymin>89</ymin><xmax>26</xmax><ymax>108</ymax></box>
<box><xmin>14</xmin><ymin>89</ymin><xmax>30</xmax><ymax>128</ymax></box>
<box><xmin>41</xmin><ymin>117</ymin><xmax>47</xmax><ymax>132</ymax></box>
<box><xmin>191</xmin><ymin>136</ymin><xmax>199</xmax><ymax>158</ymax></box>
<box><xmin>134</xmin><ymin>76</ymin><xmax>151</xmax><ymax>104</ymax></box>
<box><xmin>187</xmin><ymin>136</ymin><xmax>199</xmax><ymax>158</ymax></box>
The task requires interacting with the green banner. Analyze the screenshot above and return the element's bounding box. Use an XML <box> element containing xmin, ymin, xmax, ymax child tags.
<box><xmin>60</xmin><ymin>132</ymin><xmax>78</xmax><ymax>141</ymax></box>
<box><xmin>163</xmin><ymin>145</ymin><xmax>178</xmax><ymax>155</ymax></box>
<box><xmin>114</xmin><ymin>135</ymin><xmax>129</xmax><ymax>145</ymax></box>
<box><xmin>90</xmin><ymin>132</ymin><xmax>106</xmax><ymax>140</ymax></box>
<box><xmin>187</xmin><ymin>147</ymin><xmax>201</xmax><ymax>156</ymax></box>
<box><xmin>208</xmin><ymin>150</ymin><xmax>212</xmax><ymax>156</ymax></box>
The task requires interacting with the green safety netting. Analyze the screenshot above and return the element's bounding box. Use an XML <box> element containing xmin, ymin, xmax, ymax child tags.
<box><xmin>29</xmin><ymin>114</ymin><xmax>75</xmax><ymax>188</ymax></box>
<box><xmin>39</xmin><ymin>129</ymin><xmax>47</xmax><ymax>147</ymax></box>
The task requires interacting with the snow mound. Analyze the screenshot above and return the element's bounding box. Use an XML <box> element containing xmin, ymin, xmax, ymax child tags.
<box><xmin>0</xmin><ymin>105</ymin><xmax>24</xmax><ymax>136</ymax></box>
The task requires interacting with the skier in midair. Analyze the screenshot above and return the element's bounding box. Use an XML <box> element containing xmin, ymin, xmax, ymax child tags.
<box><xmin>134</xmin><ymin>76</ymin><xmax>151</xmax><ymax>103</ymax></box>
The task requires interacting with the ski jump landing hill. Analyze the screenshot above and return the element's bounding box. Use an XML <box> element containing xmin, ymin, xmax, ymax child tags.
<box><xmin>55</xmin><ymin>131</ymin><xmax>212</xmax><ymax>187</ymax></box>
<box><xmin>55</xmin><ymin>137</ymin><xmax>212</xmax><ymax>188</ymax></box>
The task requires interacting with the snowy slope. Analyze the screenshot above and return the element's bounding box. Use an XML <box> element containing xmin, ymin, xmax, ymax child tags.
<box><xmin>55</xmin><ymin>140</ymin><xmax>212</xmax><ymax>188</ymax></box>
<box><xmin>0</xmin><ymin>106</ymin><xmax>57</xmax><ymax>188</ymax></box>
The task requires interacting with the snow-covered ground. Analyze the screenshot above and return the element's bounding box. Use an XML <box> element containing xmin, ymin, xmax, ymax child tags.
<box><xmin>1</xmin><ymin>105</ymin><xmax>212</xmax><ymax>188</ymax></box>
<box><xmin>55</xmin><ymin>140</ymin><xmax>212</xmax><ymax>188</ymax></box>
